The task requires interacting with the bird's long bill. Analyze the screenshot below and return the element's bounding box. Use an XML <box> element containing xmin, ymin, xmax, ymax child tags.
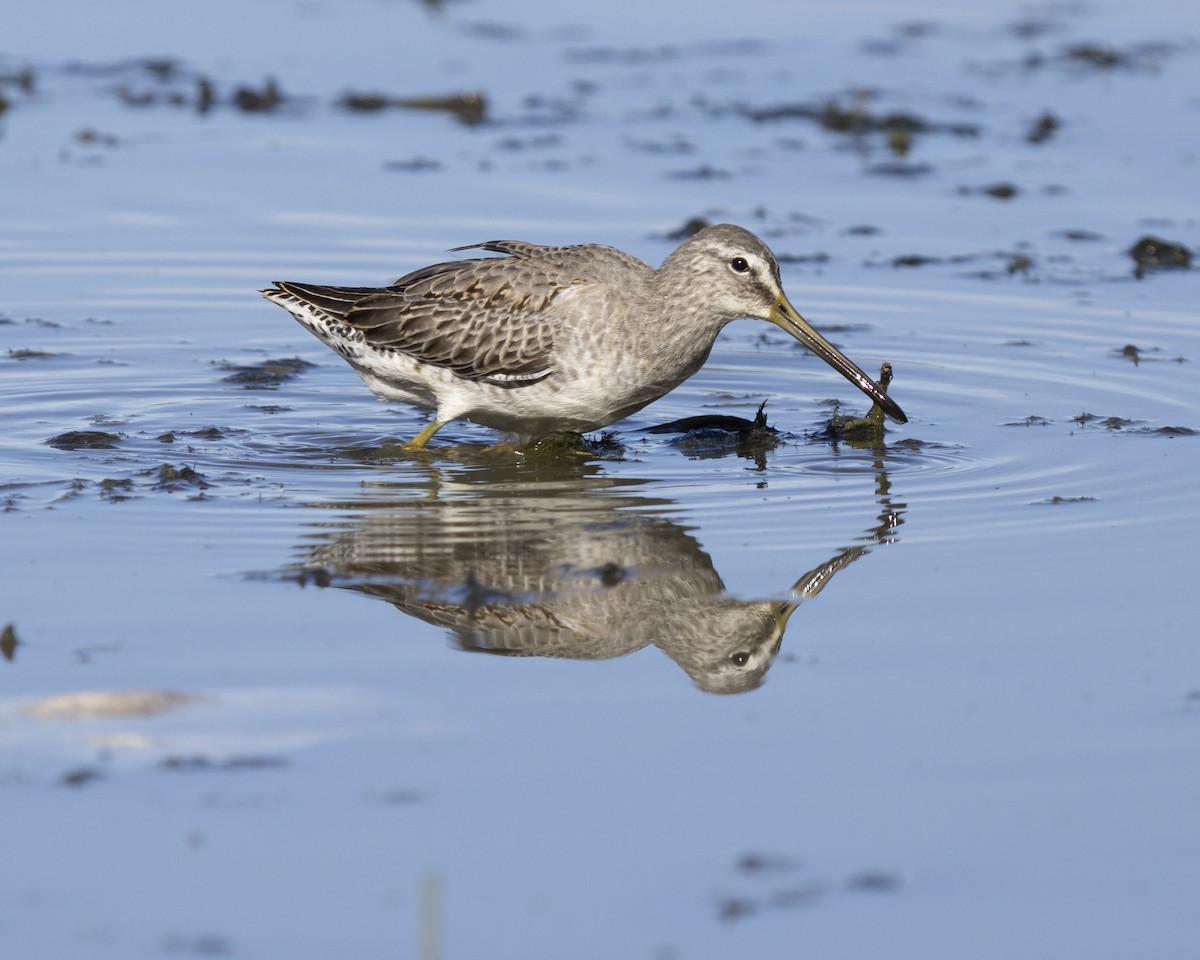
<box><xmin>769</xmin><ymin>294</ymin><xmax>907</xmax><ymax>423</ymax></box>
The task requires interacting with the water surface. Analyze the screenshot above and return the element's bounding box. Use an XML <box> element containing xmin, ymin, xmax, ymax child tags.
<box><xmin>2</xmin><ymin>1</ymin><xmax>1198</xmax><ymax>957</ymax></box>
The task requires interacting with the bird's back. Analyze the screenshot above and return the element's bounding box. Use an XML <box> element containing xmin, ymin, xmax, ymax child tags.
<box><xmin>263</xmin><ymin>240</ymin><xmax>653</xmax><ymax>386</ymax></box>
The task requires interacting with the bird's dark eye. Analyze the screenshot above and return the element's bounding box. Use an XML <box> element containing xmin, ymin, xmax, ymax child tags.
<box><xmin>730</xmin><ymin>651</ymin><xmax>750</xmax><ymax>667</ymax></box>
<box><xmin>729</xmin><ymin>257</ymin><xmax>750</xmax><ymax>274</ymax></box>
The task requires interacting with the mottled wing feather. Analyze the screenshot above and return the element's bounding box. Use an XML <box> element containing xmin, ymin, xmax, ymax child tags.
<box><xmin>446</xmin><ymin>239</ymin><xmax>552</xmax><ymax>259</ymax></box>
<box><xmin>275</xmin><ymin>249</ymin><xmax>570</xmax><ymax>386</ymax></box>
<box><xmin>273</xmin><ymin>240</ymin><xmax>653</xmax><ymax>388</ymax></box>
<box><xmin>270</xmin><ymin>284</ymin><xmax>382</xmax><ymax>318</ymax></box>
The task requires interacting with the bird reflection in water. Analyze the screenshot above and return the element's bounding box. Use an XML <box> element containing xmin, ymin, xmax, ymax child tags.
<box><xmin>280</xmin><ymin>460</ymin><xmax>903</xmax><ymax>695</ymax></box>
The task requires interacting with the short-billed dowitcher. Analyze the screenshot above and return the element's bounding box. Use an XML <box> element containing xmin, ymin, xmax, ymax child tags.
<box><xmin>262</xmin><ymin>223</ymin><xmax>906</xmax><ymax>449</ymax></box>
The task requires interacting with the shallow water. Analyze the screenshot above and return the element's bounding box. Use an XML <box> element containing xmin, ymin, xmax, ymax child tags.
<box><xmin>2</xmin><ymin>1</ymin><xmax>1199</xmax><ymax>958</ymax></box>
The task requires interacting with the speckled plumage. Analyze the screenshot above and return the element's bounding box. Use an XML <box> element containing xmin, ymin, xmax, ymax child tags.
<box><xmin>289</xmin><ymin>467</ymin><xmax>885</xmax><ymax>693</ymax></box>
<box><xmin>262</xmin><ymin>223</ymin><xmax>905</xmax><ymax>448</ymax></box>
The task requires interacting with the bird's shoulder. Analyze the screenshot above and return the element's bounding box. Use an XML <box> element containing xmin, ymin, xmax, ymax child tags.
<box><xmin>395</xmin><ymin>240</ymin><xmax>651</xmax><ymax>297</ymax></box>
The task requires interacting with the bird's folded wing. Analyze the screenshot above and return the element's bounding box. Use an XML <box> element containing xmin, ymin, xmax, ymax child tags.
<box><xmin>274</xmin><ymin>256</ymin><xmax>571</xmax><ymax>386</ymax></box>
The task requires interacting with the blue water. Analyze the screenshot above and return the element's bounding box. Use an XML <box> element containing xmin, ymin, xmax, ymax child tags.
<box><xmin>2</xmin><ymin>1</ymin><xmax>1199</xmax><ymax>958</ymax></box>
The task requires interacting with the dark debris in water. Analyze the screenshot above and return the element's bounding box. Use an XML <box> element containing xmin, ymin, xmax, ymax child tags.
<box><xmin>1026</xmin><ymin>111</ymin><xmax>1062</xmax><ymax>144</ymax></box>
<box><xmin>1128</xmin><ymin>235</ymin><xmax>1192</xmax><ymax>279</ymax></box>
<box><xmin>887</xmin><ymin>437</ymin><xmax>939</xmax><ymax>452</ymax></box>
<box><xmin>958</xmin><ymin>182</ymin><xmax>1019</xmax><ymax>200</ymax></box>
<box><xmin>777</xmin><ymin>251</ymin><xmax>831</xmax><ymax>266</ymax></box>
<box><xmin>646</xmin><ymin>401</ymin><xmax>781</xmax><ymax>467</ymax></box>
<box><xmin>1034</xmin><ymin>495</ymin><xmax>1097</xmax><ymax>505</ymax></box>
<box><xmin>7</xmin><ymin>348</ymin><xmax>59</xmax><ymax>360</ymax></box>
<box><xmin>14</xmin><ymin>316</ymin><xmax>61</xmax><ymax>327</ymax></box>
<box><xmin>47</xmin><ymin>430</ymin><xmax>122</xmax><ymax>450</ymax></box>
<box><xmin>181</xmin><ymin>426</ymin><xmax>230</xmax><ymax>441</ymax></box>
<box><xmin>814</xmin><ymin>412</ymin><xmax>883</xmax><ymax>446</ymax></box>
<box><xmin>108</xmin><ymin>58</ymin><xmax>285</xmax><ymax>115</ymax></box>
<box><xmin>812</xmin><ymin>363</ymin><xmax>899</xmax><ymax>448</ymax></box>
<box><xmin>1110</xmin><ymin>343</ymin><xmax>1187</xmax><ymax>365</ymax></box>
<box><xmin>999</xmin><ymin>40</ymin><xmax>1181</xmax><ymax>76</ymax></box>
<box><xmin>58</xmin><ymin>463</ymin><xmax>217</xmax><ymax>504</ymax></box>
<box><xmin>1139</xmin><ymin>425</ymin><xmax>1197</xmax><ymax>437</ymax></box>
<box><xmin>736</xmin><ymin>853</ymin><xmax>801</xmax><ymax>874</ymax></box>
<box><xmin>150</xmin><ymin>464</ymin><xmax>210</xmax><ymax>491</ymax></box>
<box><xmin>645</xmin><ymin>412</ymin><xmax>769</xmax><ymax>431</ymax></box>
<box><xmin>99</xmin><ymin>477</ymin><xmax>135</xmax><ymax>502</ymax></box>
<box><xmin>890</xmin><ymin>252</ymin><xmax>975</xmax><ymax>269</ymax></box>
<box><xmin>219</xmin><ymin>356</ymin><xmax>315</xmax><ymax>389</ymax></box>
<box><xmin>892</xmin><ymin>254</ymin><xmax>945</xmax><ymax>268</ymax></box>
<box><xmin>741</xmin><ymin>95</ymin><xmax>980</xmax><ymax>139</ymax></box>
<box><xmin>1071</xmin><ymin>412</ymin><xmax>1136</xmax><ymax>430</ymax></box>
<box><xmin>1</xmin><ymin>623</ymin><xmax>20</xmax><ymax>662</ymax></box>
<box><xmin>1060</xmin><ymin>41</ymin><xmax>1183</xmax><ymax>72</ymax></box>
<box><xmin>339</xmin><ymin>88</ymin><xmax>488</xmax><ymax>126</ymax></box>
<box><xmin>61</xmin><ymin>767</ymin><xmax>104</xmax><ymax>789</ymax></box>
<box><xmin>75</xmin><ymin>127</ymin><xmax>120</xmax><ymax>147</ymax></box>
<box><xmin>883</xmin><ymin>248</ymin><xmax>1045</xmax><ymax>280</ymax></box>
<box><xmin>233</xmin><ymin>77</ymin><xmax>284</xmax><ymax>113</ymax></box>
<box><xmin>1005</xmin><ymin>254</ymin><xmax>1034</xmax><ymax>275</ymax></box>
<box><xmin>0</xmin><ymin>64</ymin><xmax>35</xmax><ymax>102</ymax></box>
<box><xmin>155</xmin><ymin>427</ymin><xmax>236</xmax><ymax>446</ymax></box>
<box><xmin>1069</xmin><ymin>413</ymin><xmax>1195</xmax><ymax>435</ymax></box>
<box><xmin>717</xmin><ymin>852</ymin><xmax>899</xmax><ymax>923</ymax></box>
<box><xmin>1062</xmin><ymin>43</ymin><xmax>1131</xmax><ymax>69</ymax></box>
<box><xmin>1005</xmin><ymin>415</ymin><xmax>1053</xmax><ymax>427</ymax></box>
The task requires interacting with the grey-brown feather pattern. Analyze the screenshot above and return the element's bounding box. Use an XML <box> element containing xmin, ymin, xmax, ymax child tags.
<box><xmin>272</xmin><ymin>241</ymin><xmax>647</xmax><ymax>387</ymax></box>
<box><xmin>262</xmin><ymin>224</ymin><xmax>906</xmax><ymax>444</ymax></box>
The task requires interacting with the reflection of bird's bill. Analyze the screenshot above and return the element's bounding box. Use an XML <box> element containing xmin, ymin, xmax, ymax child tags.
<box><xmin>769</xmin><ymin>294</ymin><xmax>907</xmax><ymax>424</ymax></box>
<box><xmin>772</xmin><ymin>601</ymin><xmax>798</xmax><ymax>643</ymax></box>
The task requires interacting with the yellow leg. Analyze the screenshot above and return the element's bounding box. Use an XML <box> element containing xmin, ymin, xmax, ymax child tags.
<box><xmin>402</xmin><ymin>419</ymin><xmax>446</xmax><ymax>452</ymax></box>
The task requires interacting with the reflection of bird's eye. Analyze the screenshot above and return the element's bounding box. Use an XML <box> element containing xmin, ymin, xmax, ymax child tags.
<box><xmin>730</xmin><ymin>652</ymin><xmax>750</xmax><ymax>667</ymax></box>
<box><xmin>598</xmin><ymin>562</ymin><xmax>625</xmax><ymax>587</ymax></box>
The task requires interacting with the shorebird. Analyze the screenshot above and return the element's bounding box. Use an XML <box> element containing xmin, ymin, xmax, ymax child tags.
<box><xmin>262</xmin><ymin>223</ymin><xmax>906</xmax><ymax>449</ymax></box>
